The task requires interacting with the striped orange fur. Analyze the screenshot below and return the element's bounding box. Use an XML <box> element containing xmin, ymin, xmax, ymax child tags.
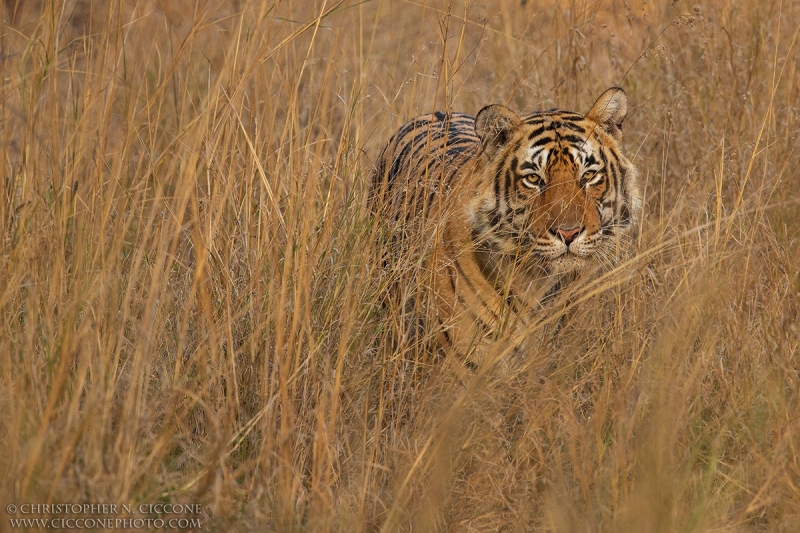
<box><xmin>371</xmin><ymin>88</ymin><xmax>642</xmax><ymax>365</ymax></box>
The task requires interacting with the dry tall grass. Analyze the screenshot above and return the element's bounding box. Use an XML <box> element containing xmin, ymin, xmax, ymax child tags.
<box><xmin>1</xmin><ymin>0</ymin><xmax>798</xmax><ymax>531</ymax></box>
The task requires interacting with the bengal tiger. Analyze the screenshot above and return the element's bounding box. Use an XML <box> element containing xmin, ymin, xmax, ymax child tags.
<box><xmin>370</xmin><ymin>88</ymin><xmax>642</xmax><ymax>367</ymax></box>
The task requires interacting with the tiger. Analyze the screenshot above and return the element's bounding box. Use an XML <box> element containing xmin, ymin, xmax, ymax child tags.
<box><xmin>370</xmin><ymin>87</ymin><xmax>642</xmax><ymax>367</ymax></box>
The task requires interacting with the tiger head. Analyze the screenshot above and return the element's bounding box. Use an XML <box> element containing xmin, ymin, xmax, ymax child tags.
<box><xmin>468</xmin><ymin>87</ymin><xmax>642</xmax><ymax>274</ymax></box>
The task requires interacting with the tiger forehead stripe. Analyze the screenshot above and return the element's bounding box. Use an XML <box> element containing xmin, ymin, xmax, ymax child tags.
<box><xmin>583</xmin><ymin>152</ymin><xmax>599</xmax><ymax>167</ymax></box>
<box><xmin>572</xmin><ymin>139</ymin><xmax>598</xmax><ymax>164</ymax></box>
<box><xmin>525</xmin><ymin>146</ymin><xmax>548</xmax><ymax>167</ymax></box>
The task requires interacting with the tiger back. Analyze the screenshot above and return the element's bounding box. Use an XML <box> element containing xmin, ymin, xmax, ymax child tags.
<box><xmin>370</xmin><ymin>88</ymin><xmax>642</xmax><ymax>366</ymax></box>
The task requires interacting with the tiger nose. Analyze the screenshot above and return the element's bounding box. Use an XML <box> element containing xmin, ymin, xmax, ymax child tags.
<box><xmin>554</xmin><ymin>226</ymin><xmax>581</xmax><ymax>245</ymax></box>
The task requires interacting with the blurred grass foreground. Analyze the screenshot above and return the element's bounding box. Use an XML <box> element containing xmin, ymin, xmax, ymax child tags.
<box><xmin>1</xmin><ymin>0</ymin><xmax>799</xmax><ymax>531</ymax></box>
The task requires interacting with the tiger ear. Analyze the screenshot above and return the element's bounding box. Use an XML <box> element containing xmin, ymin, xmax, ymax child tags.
<box><xmin>586</xmin><ymin>87</ymin><xmax>628</xmax><ymax>141</ymax></box>
<box><xmin>475</xmin><ymin>104</ymin><xmax>522</xmax><ymax>156</ymax></box>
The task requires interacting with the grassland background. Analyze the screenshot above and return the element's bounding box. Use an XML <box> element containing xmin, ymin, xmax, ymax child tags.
<box><xmin>0</xmin><ymin>0</ymin><xmax>798</xmax><ymax>531</ymax></box>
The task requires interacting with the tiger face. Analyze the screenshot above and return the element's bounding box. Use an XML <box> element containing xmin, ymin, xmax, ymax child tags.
<box><xmin>468</xmin><ymin>88</ymin><xmax>641</xmax><ymax>275</ymax></box>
